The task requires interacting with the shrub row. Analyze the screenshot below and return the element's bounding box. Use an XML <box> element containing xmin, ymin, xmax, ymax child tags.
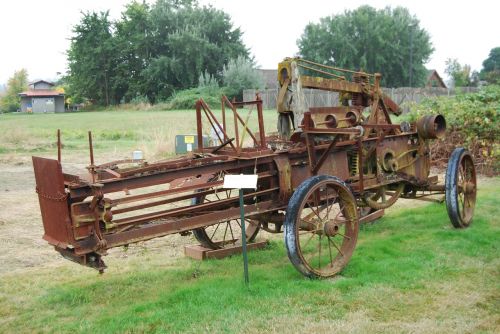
<box><xmin>404</xmin><ymin>85</ymin><xmax>500</xmax><ymax>174</ymax></box>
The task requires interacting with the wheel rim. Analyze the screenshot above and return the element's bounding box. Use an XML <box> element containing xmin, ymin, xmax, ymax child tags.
<box><xmin>295</xmin><ymin>180</ymin><xmax>358</xmax><ymax>277</ymax></box>
<box><xmin>363</xmin><ymin>183</ymin><xmax>404</xmax><ymax>210</ymax></box>
<box><xmin>456</xmin><ymin>154</ymin><xmax>476</xmax><ymax>224</ymax></box>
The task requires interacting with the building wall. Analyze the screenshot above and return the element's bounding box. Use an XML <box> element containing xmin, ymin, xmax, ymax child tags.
<box><xmin>20</xmin><ymin>97</ymin><xmax>31</xmax><ymax>112</ymax></box>
<box><xmin>20</xmin><ymin>96</ymin><xmax>65</xmax><ymax>112</ymax></box>
<box><xmin>32</xmin><ymin>97</ymin><xmax>55</xmax><ymax>113</ymax></box>
<box><xmin>54</xmin><ymin>96</ymin><xmax>65</xmax><ymax>112</ymax></box>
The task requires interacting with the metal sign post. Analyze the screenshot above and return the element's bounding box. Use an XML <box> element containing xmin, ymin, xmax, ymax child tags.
<box><xmin>223</xmin><ymin>174</ymin><xmax>258</xmax><ymax>287</ymax></box>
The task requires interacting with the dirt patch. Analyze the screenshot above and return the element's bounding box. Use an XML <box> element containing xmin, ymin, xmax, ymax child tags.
<box><xmin>0</xmin><ymin>162</ymin><xmax>199</xmax><ymax>275</ymax></box>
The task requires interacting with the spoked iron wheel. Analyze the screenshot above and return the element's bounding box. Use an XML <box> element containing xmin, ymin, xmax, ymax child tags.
<box><xmin>284</xmin><ymin>175</ymin><xmax>359</xmax><ymax>278</ymax></box>
<box><xmin>192</xmin><ymin>174</ymin><xmax>260</xmax><ymax>249</ymax></box>
<box><xmin>445</xmin><ymin>148</ymin><xmax>476</xmax><ymax>228</ymax></box>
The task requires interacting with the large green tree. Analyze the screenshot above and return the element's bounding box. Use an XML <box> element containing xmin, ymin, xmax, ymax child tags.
<box><xmin>141</xmin><ymin>0</ymin><xmax>248</xmax><ymax>102</ymax></box>
<box><xmin>0</xmin><ymin>69</ymin><xmax>29</xmax><ymax>112</ymax></box>
<box><xmin>66</xmin><ymin>0</ymin><xmax>248</xmax><ymax>105</ymax></box>
<box><xmin>114</xmin><ymin>1</ymin><xmax>153</xmax><ymax>103</ymax></box>
<box><xmin>67</xmin><ymin>11</ymin><xmax>116</xmax><ymax>105</ymax></box>
<box><xmin>297</xmin><ymin>6</ymin><xmax>433</xmax><ymax>87</ymax></box>
<box><xmin>480</xmin><ymin>47</ymin><xmax>500</xmax><ymax>84</ymax></box>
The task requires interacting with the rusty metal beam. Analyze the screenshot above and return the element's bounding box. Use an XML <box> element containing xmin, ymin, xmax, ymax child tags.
<box><xmin>299</xmin><ymin>75</ymin><xmax>363</xmax><ymax>93</ymax></box>
<box><xmin>68</xmin><ymin>157</ymin><xmax>274</xmax><ymax>198</ymax></box>
<box><xmin>103</xmin><ymin>200</ymin><xmax>283</xmax><ymax>248</ymax></box>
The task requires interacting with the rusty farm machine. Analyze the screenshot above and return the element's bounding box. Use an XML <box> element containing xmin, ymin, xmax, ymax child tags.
<box><xmin>32</xmin><ymin>58</ymin><xmax>477</xmax><ymax>278</ymax></box>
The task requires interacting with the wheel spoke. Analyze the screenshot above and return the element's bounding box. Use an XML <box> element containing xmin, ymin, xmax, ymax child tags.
<box><xmin>324</xmin><ymin>186</ymin><xmax>330</xmax><ymax>220</ymax></box>
<box><xmin>307</xmin><ymin>200</ymin><xmax>323</xmax><ymax>221</ymax></box>
<box><xmin>210</xmin><ymin>223</ymin><xmax>221</xmax><ymax>240</ymax></box>
<box><xmin>222</xmin><ymin>222</ymin><xmax>228</xmax><ymax>244</ymax></box>
<box><xmin>300</xmin><ymin>230</ymin><xmax>317</xmax><ymax>249</ymax></box>
<box><xmin>327</xmin><ymin>234</ymin><xmax>334</xmax><ymax>267</ymax></box>
<box><xmin>328</xmin><ymin>236</ymin><xmax>344</xmax><ymax>257</ymax></box>
<box><xmin>298</xmin><ymin>229</ymin><xmax>322</xmax><ymax>235</ymax></box>
<box><xmin>458</xmin><ymin>192</ymin><xmax>464</xmax><ymax>207</ymax></box>
<box><xmin>305</xmin><ymin>235</ymin><xmax>321</xmax><ymax>264</ymax></box>
<box><xmin>318</xmin><ymin>234</ymin><xmax>322</xmax><ymax>269</ymax></box>
<box><xmin>334</xmin><ymin>205</ymin><xmax>345</xmax><ymax>221</ymax></box>
<box><xmin>459</xmin><ymin>164</ymin><xmax>466</xmax><ymax>185</ymax></box>
<box><xmin>334</xmin><ymin>230</ymin><xmax>351</xmax><ymax>240</ymax></box>
<box><xmin>228</xmin><ymin>221</ymin><xmax>235</xmax><ymax>244</ymax></box>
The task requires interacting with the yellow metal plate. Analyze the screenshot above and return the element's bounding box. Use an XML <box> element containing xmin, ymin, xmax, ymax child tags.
<box><xmin>184</xmin><ymin>135</ymin><xmax>194</xmax><ymax>144</ymax></box>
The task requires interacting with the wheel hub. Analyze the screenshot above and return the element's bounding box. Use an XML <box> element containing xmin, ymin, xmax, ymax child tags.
<box><xmin>324</xmin><ymin>221</ymin><xmax>340</xmax><ymax>237</ymax></box>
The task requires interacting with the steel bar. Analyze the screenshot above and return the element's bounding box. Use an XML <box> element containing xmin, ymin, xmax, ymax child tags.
<box><xmin>111</xmin><ymin>187</ymin><xmax>280</xmax><ymax>226</ymax></box>
<box><xmin>103</xmin><ymin>200</ymin><xmax>282</xmax><ymax>248</ymax></box>
<box><xmin>312</xmin><ymin>135</ymin><xmax>340</xmax><ymax>174</ymax></box>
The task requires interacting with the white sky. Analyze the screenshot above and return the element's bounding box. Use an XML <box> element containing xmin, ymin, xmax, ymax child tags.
<box><xmin>0</xmin><ymin>0</ymin><xmax>498</xmax><ymax>84</ymax></box>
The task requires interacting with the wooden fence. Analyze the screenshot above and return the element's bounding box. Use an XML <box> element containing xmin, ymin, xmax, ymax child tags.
<box><xmin>243</xmin><ymin>87</ymin><xmax>479</xmax><ymax>112</ymax></box>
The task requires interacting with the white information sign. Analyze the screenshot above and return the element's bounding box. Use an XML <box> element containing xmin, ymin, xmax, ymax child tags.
<box><xmin>223</xmin><ymin>174</ymin><xmax>258</xmax><ymax>189</ymax></box>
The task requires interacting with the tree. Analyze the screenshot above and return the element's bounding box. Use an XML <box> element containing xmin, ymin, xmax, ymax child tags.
<box><xmin>66</xmin><ymin>0</ymin><xmax>249</xmax><ymax>105</ymax></box>
<box><xmin>0</xmin><ymin>69</ymin><xmax>28</xmax><ymax>112</ymax></box>
<box><xmin>142</xmin><ymin>0</ymin><xmax>248</xmax><ymax>102</ymax></box>
<box><xmin>480</xmin><ymin>47</ymin><xmax>500</xmax><ymax>84</ymax></box>
<box><xmin>445</xmin><ymin>58</ymin><xmax>473</xmax><ymax>87</ymax></box>
<box><xmin>113</xmin><ymin>1</ymin><xmax>153</xmax><ymax>103</ymax></box>
<box><xmin>297</xmin><ymin>6</ymin><xmax>433</xmax><ymax>87</ymax></box>
<box><xmin>67</xmin><ymin>11</ymin><xmax>116</xmax><ymax>105</ymax></box>
<box><xmin>222</xmin><ymin>56</ymin><xmax>264</xmax><ymax>100</ymax></box>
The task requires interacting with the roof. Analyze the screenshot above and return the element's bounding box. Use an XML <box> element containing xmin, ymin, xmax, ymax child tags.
<box><xmin>426</xmin><ymin>69</ymin><xmax>447</xmax><ymax>88</ymax></box>
<box><xmin>19</xmin><ymin>90</ymin><xmax>64</xmax><ymax>97</ymax></box>
<box><xmin>29</xmin><ymin>80</ymin><xmax>55</xmax><ymax>86</ymax></box>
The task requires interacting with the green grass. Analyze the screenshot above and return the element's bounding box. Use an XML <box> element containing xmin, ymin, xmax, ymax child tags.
<box><xmin>1</xmin><ymin>109</ymin><xmax>498</xmax><ymax>332</ymax></box>
<box><xmin>1</xmin><ymin>179</ymin><xmax>498</xmax><ymax>333</ymax></box>
<box><xmin>0</xmin><ymin>109</ymin><xmax>278</xmax><ymax>159</ymax></box>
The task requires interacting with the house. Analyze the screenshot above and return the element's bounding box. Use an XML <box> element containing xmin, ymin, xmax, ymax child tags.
<box><xmin>425</xmin><ymin>70</ymin><xmax>447</xmax><ymax>88</ymax></box>
<box><xmin>19</xmin><ymin>80</ymin><xmax>65</xmax><ymax>113</ymax></box>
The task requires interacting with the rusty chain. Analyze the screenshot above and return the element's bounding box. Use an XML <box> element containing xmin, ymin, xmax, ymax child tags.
<box><xmin>35</xmin><ymin>187</ymin><xmax>68</xmax><ymax>202</ymax></box>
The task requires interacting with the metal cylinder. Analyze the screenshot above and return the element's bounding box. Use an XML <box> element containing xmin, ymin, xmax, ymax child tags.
<box><xmin>416</xmin><ymin>114</ymin><xmax>446</xmax><ymax>139</ymax></box>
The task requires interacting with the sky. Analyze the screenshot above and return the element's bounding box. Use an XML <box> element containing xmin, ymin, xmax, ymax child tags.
<box><xmin>0</xmin><ymin>0</ymin><xmax>498</xmax><ymax>85</ymax></box>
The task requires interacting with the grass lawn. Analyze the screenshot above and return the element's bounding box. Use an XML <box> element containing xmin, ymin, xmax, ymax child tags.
<box><xmin>0</xmin><ymin>178</ymin><xmax>498</xmax><ymax>333</ymax></box>
<box><xmin>0</xmin><ymin>109</ymin><xmax>498</xmax><ymax>333</ymax></box>
<box><xmin>0</xmin><ymin>109</ymin><xmax>278</xmax><ymax>162</ymax></box>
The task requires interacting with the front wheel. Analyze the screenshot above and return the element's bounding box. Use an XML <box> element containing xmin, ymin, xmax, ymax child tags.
<box><xmin>284</xmin><ymin>175</ymin><xmax>359</xmax><ymax>278</ymax></box>
<box><xmin>445</xmin><ymin>148</ymin><xmax>477</xmax><ymax>228</ymax></box>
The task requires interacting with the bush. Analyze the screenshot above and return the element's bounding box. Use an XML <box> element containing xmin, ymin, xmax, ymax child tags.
<box><xmin>166</xmin><ymin>85</ymin><xmax>223</xmax><ymax>110</ymax></box>
<box><xmin>222</xmin><ymin>56</ymin><xmax>264</xmax><ymax>100</ymax></box>
<box><xmin>404</xmin><ymin>85</ymin><xmax>500</xmax><ymax>174</ymax></box>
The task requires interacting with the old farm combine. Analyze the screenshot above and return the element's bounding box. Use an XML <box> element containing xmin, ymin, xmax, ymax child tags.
<box><xmin>32</xmin><ymin>58</ymin><xmax>477</xmax><ymax>278</ymax></box>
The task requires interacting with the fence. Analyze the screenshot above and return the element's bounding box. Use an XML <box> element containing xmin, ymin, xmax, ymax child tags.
<box><xmin>243</xmin><ymin>87</ymin><xmax>479</xmax><ymax>112</ymax></box>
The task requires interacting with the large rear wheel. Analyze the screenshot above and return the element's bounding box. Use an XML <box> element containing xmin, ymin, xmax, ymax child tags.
<box><xmin>284</xmin><ymin>175</ymin><xmax>359</xmax><ymax>278</ymax></box>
